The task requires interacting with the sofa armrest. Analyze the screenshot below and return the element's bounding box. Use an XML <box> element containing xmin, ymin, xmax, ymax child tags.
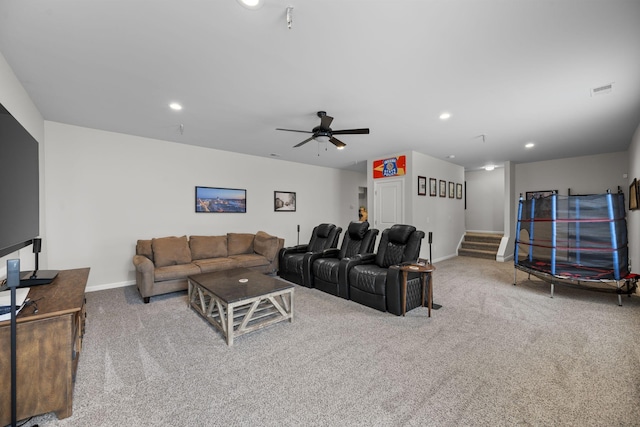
<box><xmin>133</xmin><ymin>254</ymin><xmax>154</xmax><ymax>272</ymax></box>
<box><xmin>133</xmin><ymin>255</ymin><xmax>155</xmax><ymax>301</ymax></box>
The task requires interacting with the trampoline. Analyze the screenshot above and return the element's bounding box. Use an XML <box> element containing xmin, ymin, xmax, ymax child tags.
<box><xmin>514</xmin><ymin>191</ymin><xmax>637</xmax><ymax>305</ymax></box>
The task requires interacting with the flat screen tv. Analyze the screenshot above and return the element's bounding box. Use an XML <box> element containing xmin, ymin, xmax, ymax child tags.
<box><xmin>195</xmin><ymin>186</ymin><xmax>246</xmax><ymax>213</ymax></box>
<box><xmin>0</xmin><ymin>103</ymin><xmax>39</xmax><ymax>258</ymax></box>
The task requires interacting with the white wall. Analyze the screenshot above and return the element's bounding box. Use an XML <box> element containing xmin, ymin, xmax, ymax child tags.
<box><xmin>465</xmin><ymin>168</ymin><xmax>505</xmax><ymax>233</ymax></box>
<box><xmin>515</xmin><ymin>151</ymin><xmax>629</xmax><ymax>198</ymax></box>
<box><xmin>44</xmin><ymin>122</ymin><xmax>366</xmax><ymax>290</ymax></box>
<box><xmin>627</xmin><ymin>123</ymin><xmax>640</xmax><ymax>275</ymax></box>
<box><xmin>365</xmin><ymin>151</ymin><xmax>465</xmax><ymax>262</ymax></box>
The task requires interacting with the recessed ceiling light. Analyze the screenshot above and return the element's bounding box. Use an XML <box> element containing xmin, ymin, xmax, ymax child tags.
<box><xmin>337</xmin><ymin>146</ymin><xmax>345</xmax><ymax>150</ymax></box>
<box><xmin>525</xmin><ymin>142</ymin><xmax>535</xmax><ymax>149</ymax></box>
<box><xmin>485</xmin><ymin>165</ymin><xmax>495</xmax><ymax>171</ymax></box>
<box><xmin>269</xmin><ymin>153</ymin><xmax>281</xmax><ymax>157</ymax></box>
<box><xmin>237</xmin><ymin>0</ymin><xmax>263</xmax><ymax>9</ymax></box>
<box><xmin>439</xmin><ymin>112</ymin><xmax>451</xmax><ymax>120</ymax></box>
<box><xmin>169</xmin><ymin>102</ymin><xmax>182</xmax><ymax>111</ymax></box>
<box><xmin>447</xmin><ymin>155</ymin><xmax>455</xmax><ymax>159</ymax></box>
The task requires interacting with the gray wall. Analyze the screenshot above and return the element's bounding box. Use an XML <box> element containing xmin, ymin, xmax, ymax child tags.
<box><xmin>514</xmin><ymin>151</ymin><xmax>629</xmax><ymax>198</ymax></box>
<box><xmin>465</xmin><ymin>168</ymin><xmax>505</xmax><ymax>233</ymax></box>
<box><xmin>43</xmin><ymin>122</ymin><xmax>366</xmax><ymax>290</ymax></box>
<box><xmin>627</xmin><ymin>124</ymin><xmax>640</xmax><ymax>276</ymax></box>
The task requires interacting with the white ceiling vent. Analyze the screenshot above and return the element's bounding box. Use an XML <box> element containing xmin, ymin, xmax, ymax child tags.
<box><xmin>590</xmin><ymin>83</ymin><xmax>614</xmax><ymax>97</ymax></box>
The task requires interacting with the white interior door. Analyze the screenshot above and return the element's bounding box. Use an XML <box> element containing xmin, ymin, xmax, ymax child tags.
<box><xmin>373</xmin><ymin>178</ymin><xmax>404</xmax><ymax>231</ymax></box>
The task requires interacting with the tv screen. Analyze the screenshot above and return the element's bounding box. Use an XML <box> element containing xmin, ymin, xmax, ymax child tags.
<box><xmin>0</xmin><ymin>103</ymin><xmax>39</xmax><ymax>258</ymax></box>
<box><xmin>195</xmin><ymin>186</ymin><xmax>246</xmax><ymax>213</ymax></box>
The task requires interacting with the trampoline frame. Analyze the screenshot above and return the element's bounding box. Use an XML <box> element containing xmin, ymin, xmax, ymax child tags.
<box><xmin>513</xmin><ymin>191</ymin><xmax>634</xmax><ymax>305</ymax></box>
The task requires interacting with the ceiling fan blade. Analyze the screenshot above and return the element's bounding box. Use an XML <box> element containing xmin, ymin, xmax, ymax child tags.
<box><xmin>330</xmin><ymin>136</ymin><xmax>346</xmax><ymax>148</ymax></box>
<box><xmin>293</xmin><ymin>136</ymin><xmax>315</xmax><ymax>148</ymax></box>
<box><xmin>320</xmin><ymin>115</ymin><xmax>334</xmax><ymax>129</ymax></box>
<box><xmin>331</xmin><ymin>128</ymin><xmax>370</xmax><ymax>135</ymax></box>
<box><xmin>276</xmin><ymin>128</ymin><xmax>313</xmax><ymax>134</ymax></box>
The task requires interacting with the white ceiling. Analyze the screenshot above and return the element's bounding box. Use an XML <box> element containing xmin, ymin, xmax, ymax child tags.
<box><xmin>1</xmin><ymin>0</ymin><xmax>639</xmax><ymax>172</ymax></box>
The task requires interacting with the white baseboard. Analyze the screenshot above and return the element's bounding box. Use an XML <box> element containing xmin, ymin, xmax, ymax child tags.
<box><xmin>86</xmin><ymin>280</ymin><xmax>135</xmax><ymax>293</ymax></box>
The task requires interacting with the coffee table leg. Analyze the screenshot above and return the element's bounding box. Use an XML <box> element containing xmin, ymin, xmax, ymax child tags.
<box><xmin>227</xmin><ymin>305</ymin><xmax>234</xmax><ymax>346</ymax></box>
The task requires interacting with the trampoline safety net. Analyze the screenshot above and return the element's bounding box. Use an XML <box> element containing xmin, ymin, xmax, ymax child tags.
<box><xmin>515</xmin><ymin>192</ymin><xmax>628</xmax><ymax>281</ymax></box>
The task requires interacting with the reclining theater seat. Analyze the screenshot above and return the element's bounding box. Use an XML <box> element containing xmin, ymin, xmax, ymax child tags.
<box><xmin>307</xmin><ymin>221</ymin><xmax>378</xmax><ymax>298</ymax></box>
<box><xmin>347</xmin><ymin>224</ymin><xmax>425</xmax><ymax>315</ymax></box>
<box><xmin>278</xmin><ymin>223</ymin><xmax>342</xmax><ymax>286</ymax></box>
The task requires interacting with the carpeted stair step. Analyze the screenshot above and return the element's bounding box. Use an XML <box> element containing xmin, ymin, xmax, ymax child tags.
<box><xmin>461</xmin><ymin>241</ymin><xmax>500</xmax><ymax>251</ymax></box>
<box><xmin>464</xmin><ymin>232</ymin><xmax>503</xmax><ymax>244</ymax></box>
<box><xmin>458</xmin><ymin>247</ymin><xmax>497</xmax><ymax>260</ymax></box>
<box><xmin>459</xmin><ymin>232</ymin><xmax>503</xmax><ymax>260</ymax></box>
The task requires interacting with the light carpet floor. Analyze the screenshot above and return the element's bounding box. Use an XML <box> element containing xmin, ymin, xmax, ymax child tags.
<box><xmin>20</xmin><ymin>256</ymin><xmax>640</xmax><ymax>426</ymax></box>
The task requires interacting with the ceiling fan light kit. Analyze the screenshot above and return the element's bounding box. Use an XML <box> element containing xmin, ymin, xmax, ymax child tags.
<box><xmin>276</xmin><ymin>111</ymin><xmax>369</xmax><ymax>150</ymax></box>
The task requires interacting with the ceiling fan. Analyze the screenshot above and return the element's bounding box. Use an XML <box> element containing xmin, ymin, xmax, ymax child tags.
<box><xmin>276</xmin><ymin>111</ymin><xmax>370</xmax><ymax>149</ymax></box>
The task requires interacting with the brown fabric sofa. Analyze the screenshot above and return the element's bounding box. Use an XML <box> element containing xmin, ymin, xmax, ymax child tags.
<box><xmin>132</xmin><ymin>231</ymin><xmax>284</xmax><ymax>303</ymax></box>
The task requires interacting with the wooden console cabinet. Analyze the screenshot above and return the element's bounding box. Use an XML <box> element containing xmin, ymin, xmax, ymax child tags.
<box><xmin>0</xmin><ymin>268</ymin><xmax>89</xmax><ymax>425</ymax></box>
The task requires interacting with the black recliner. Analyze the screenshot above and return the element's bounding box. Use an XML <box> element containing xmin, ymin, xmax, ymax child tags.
<box><xmin>347</xmin><ymin>224</ymin><xmax>425</xmax><ymax>315</ymax></box>
<box><xmin>278</xmin><ymin>223</ymin><xmax>342</xmax><ymax>286</ymax></box>
<box><xmin>305</xmin><ymin>221</ymin><xmax>378</xmax><ymax>297</ymax></box>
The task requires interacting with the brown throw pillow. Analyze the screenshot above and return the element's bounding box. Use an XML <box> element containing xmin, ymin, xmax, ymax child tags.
<box><xmin>189</xmin><ymin>235</ymin><xmax>228</xmax><ymax>260</ymax></box>
<box><xmin>136</xmin><ymin>239</ymin><xmax>153</xmax><ymax>261</ymax></box>
<box><xmin>152</xmin><ymin>236</ymin><xmax>191</xmax><ymax>267</ymax></box>
<box><xmin>254</xmin><ymin>231</ymin><xmax>278</xmax><ymax>261</ymax></box>
<box><xmin>227</xmin><ymin>233</ymin><xmax>255</xmax><ymax>255</ymax></box>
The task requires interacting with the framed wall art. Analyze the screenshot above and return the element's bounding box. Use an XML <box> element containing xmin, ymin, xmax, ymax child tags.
<box><xmin>429</xmin><ymin>178</ymin><xmax>437</xmax><ymax>196</ymax></box>
<box><xmin>418</xmin><ymin>176</ymin><xmax>427</xmax><ymax>196</ymax></box>
<box><xmin>456</xmin><ymin>183</ymin><xmax>463</xmax><ymax>199</ymax></box>
<box><xmin>195</xmin><ymin>186</ymin><xmax>246</xmax><ymax>213</ymax></box>
<box><xmin>274</xmin><ymin>191</ymin><xmax>296</xmax><ymax>211</ymax></box>
<box><xmin>630</xmin><ymin>179</ymin><xmax>638</xmax><ymax>211</ymax></box>
<box><xmin>449</xmin><ymin>181</ymin><xmax>455</xmax><ymax>198</ymax></box>
<box><xmin>439</xmin><ymin>180</ymin><xmax>446</xmax><ymax>197</ymax></box>
<box><xmin>525</xmin><ymin>190</ymin><xmax>557</xmax><ymax>200</ymax></box>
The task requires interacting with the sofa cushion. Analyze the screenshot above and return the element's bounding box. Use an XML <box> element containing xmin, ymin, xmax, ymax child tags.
<box><xmin>189</xmin><ymin>235</ymin><xmax>228</xmax><ymax>260</ymax></box>
<box><xmin>152</xmin><ymin>236</ymin><xmax>192</xmax><ymax>268</ymax></box>
<box><xmin>227</xmin><ymin>233</ymin><xmax>255</xmax><ymax>255</ymax></box>
<box><xmin>136</xmin><ymin>239</ymin><xmax>154</xmax><ymax>261</ymax></box>
<box><xmin>194</xmin><ymin>258</ymin><xmax>238</xmax><ymax>273</ymax></box>
<box><xmin>253</xmin><ymin>231</ymin><xmax>279</xmax><ymax>261</ymax></box>
<box><xmin>154</xmin><ymin>262</ymin><xmax>201</xmax><ymax>282</ymax></box>
<box><xmin>229</xmin><ymin>254</ymin><xmax>270</xmax><ymax>268</ymax></box>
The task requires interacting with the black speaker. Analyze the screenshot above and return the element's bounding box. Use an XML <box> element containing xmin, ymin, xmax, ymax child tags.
<box><xmin>428</xmin><ymin>232</ymin><xmax>433</xmax><ymax>244</ymax></box>
<box><xmin>32</xmin><ymin>237</ymin><xmax>42</xmax><ymax>254</ymax></box>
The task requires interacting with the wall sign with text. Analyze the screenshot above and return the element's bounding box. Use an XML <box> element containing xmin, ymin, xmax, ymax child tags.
<box><xmin>373</xmin><ymin>155</ymin><xmax>406</xmax><ymax>179</ymax></box>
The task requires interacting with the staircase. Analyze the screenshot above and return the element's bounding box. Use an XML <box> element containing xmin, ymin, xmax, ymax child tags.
<box><xmin>459</xmin><ymin>232</ymin><xmax>503</xmax><ymax>260</ymax></box>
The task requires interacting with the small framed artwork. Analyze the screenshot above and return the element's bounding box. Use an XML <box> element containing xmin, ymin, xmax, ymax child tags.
<box><xmin>418</xmin><ymin>176</ymin><xmax>427</xmax><ymax>196</ymax></box>
<box><xmin>630</xmin><ymin>179</ymin><xmax>638</xmax><ymax>211</ymax></box>
<box><xmin>456</xmin><ymin>183</ymin><xmax>463</xmax><ymax>199</ymax></box>
<box><xmin>448</xmin><ymin>182</ymin><xmax>455</xmax><ymax>198</ymax></box>
<box><xmin>429</xmin><ymin>178</ymin><xmax>437</xmax><ymax>196</ymax></box>
<box><xmin>439</xmin><ymin>180</ymin><xmax>446</xmax><ymax>197</ymax></box>
<box><xmin>274</xmin><ymin>191</ymin><xmax>296</xmax><ymax>211</ymax></box>
<box><xmin>525</xmin><ymin>190</ymin><xmax>557</xmax><ymax>200</ymax></box>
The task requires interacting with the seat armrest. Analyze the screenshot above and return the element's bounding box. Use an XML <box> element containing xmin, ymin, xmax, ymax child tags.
<box><xmin>282</xmin><ymin>244</ymin><xmax>309</xmax><ymax>255</ymax></box>
<box><xmin>386</xmin><ymin>265</ymin><xmax>424</xmax><ymax>316</ymax></box>
<box><xmin>302</xmin><ymin>249</ymin><xmax>332</xmax><ymax>288</ymax></box>
<box><xmin>337</xmin><ymin>253</ymin><xmax>376</xmax><ymax>299</ymax></box>
<box><xmin>321</xmin><ymin>248</ymin><xmax>340</xmax><ymax>258</ymax></box>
